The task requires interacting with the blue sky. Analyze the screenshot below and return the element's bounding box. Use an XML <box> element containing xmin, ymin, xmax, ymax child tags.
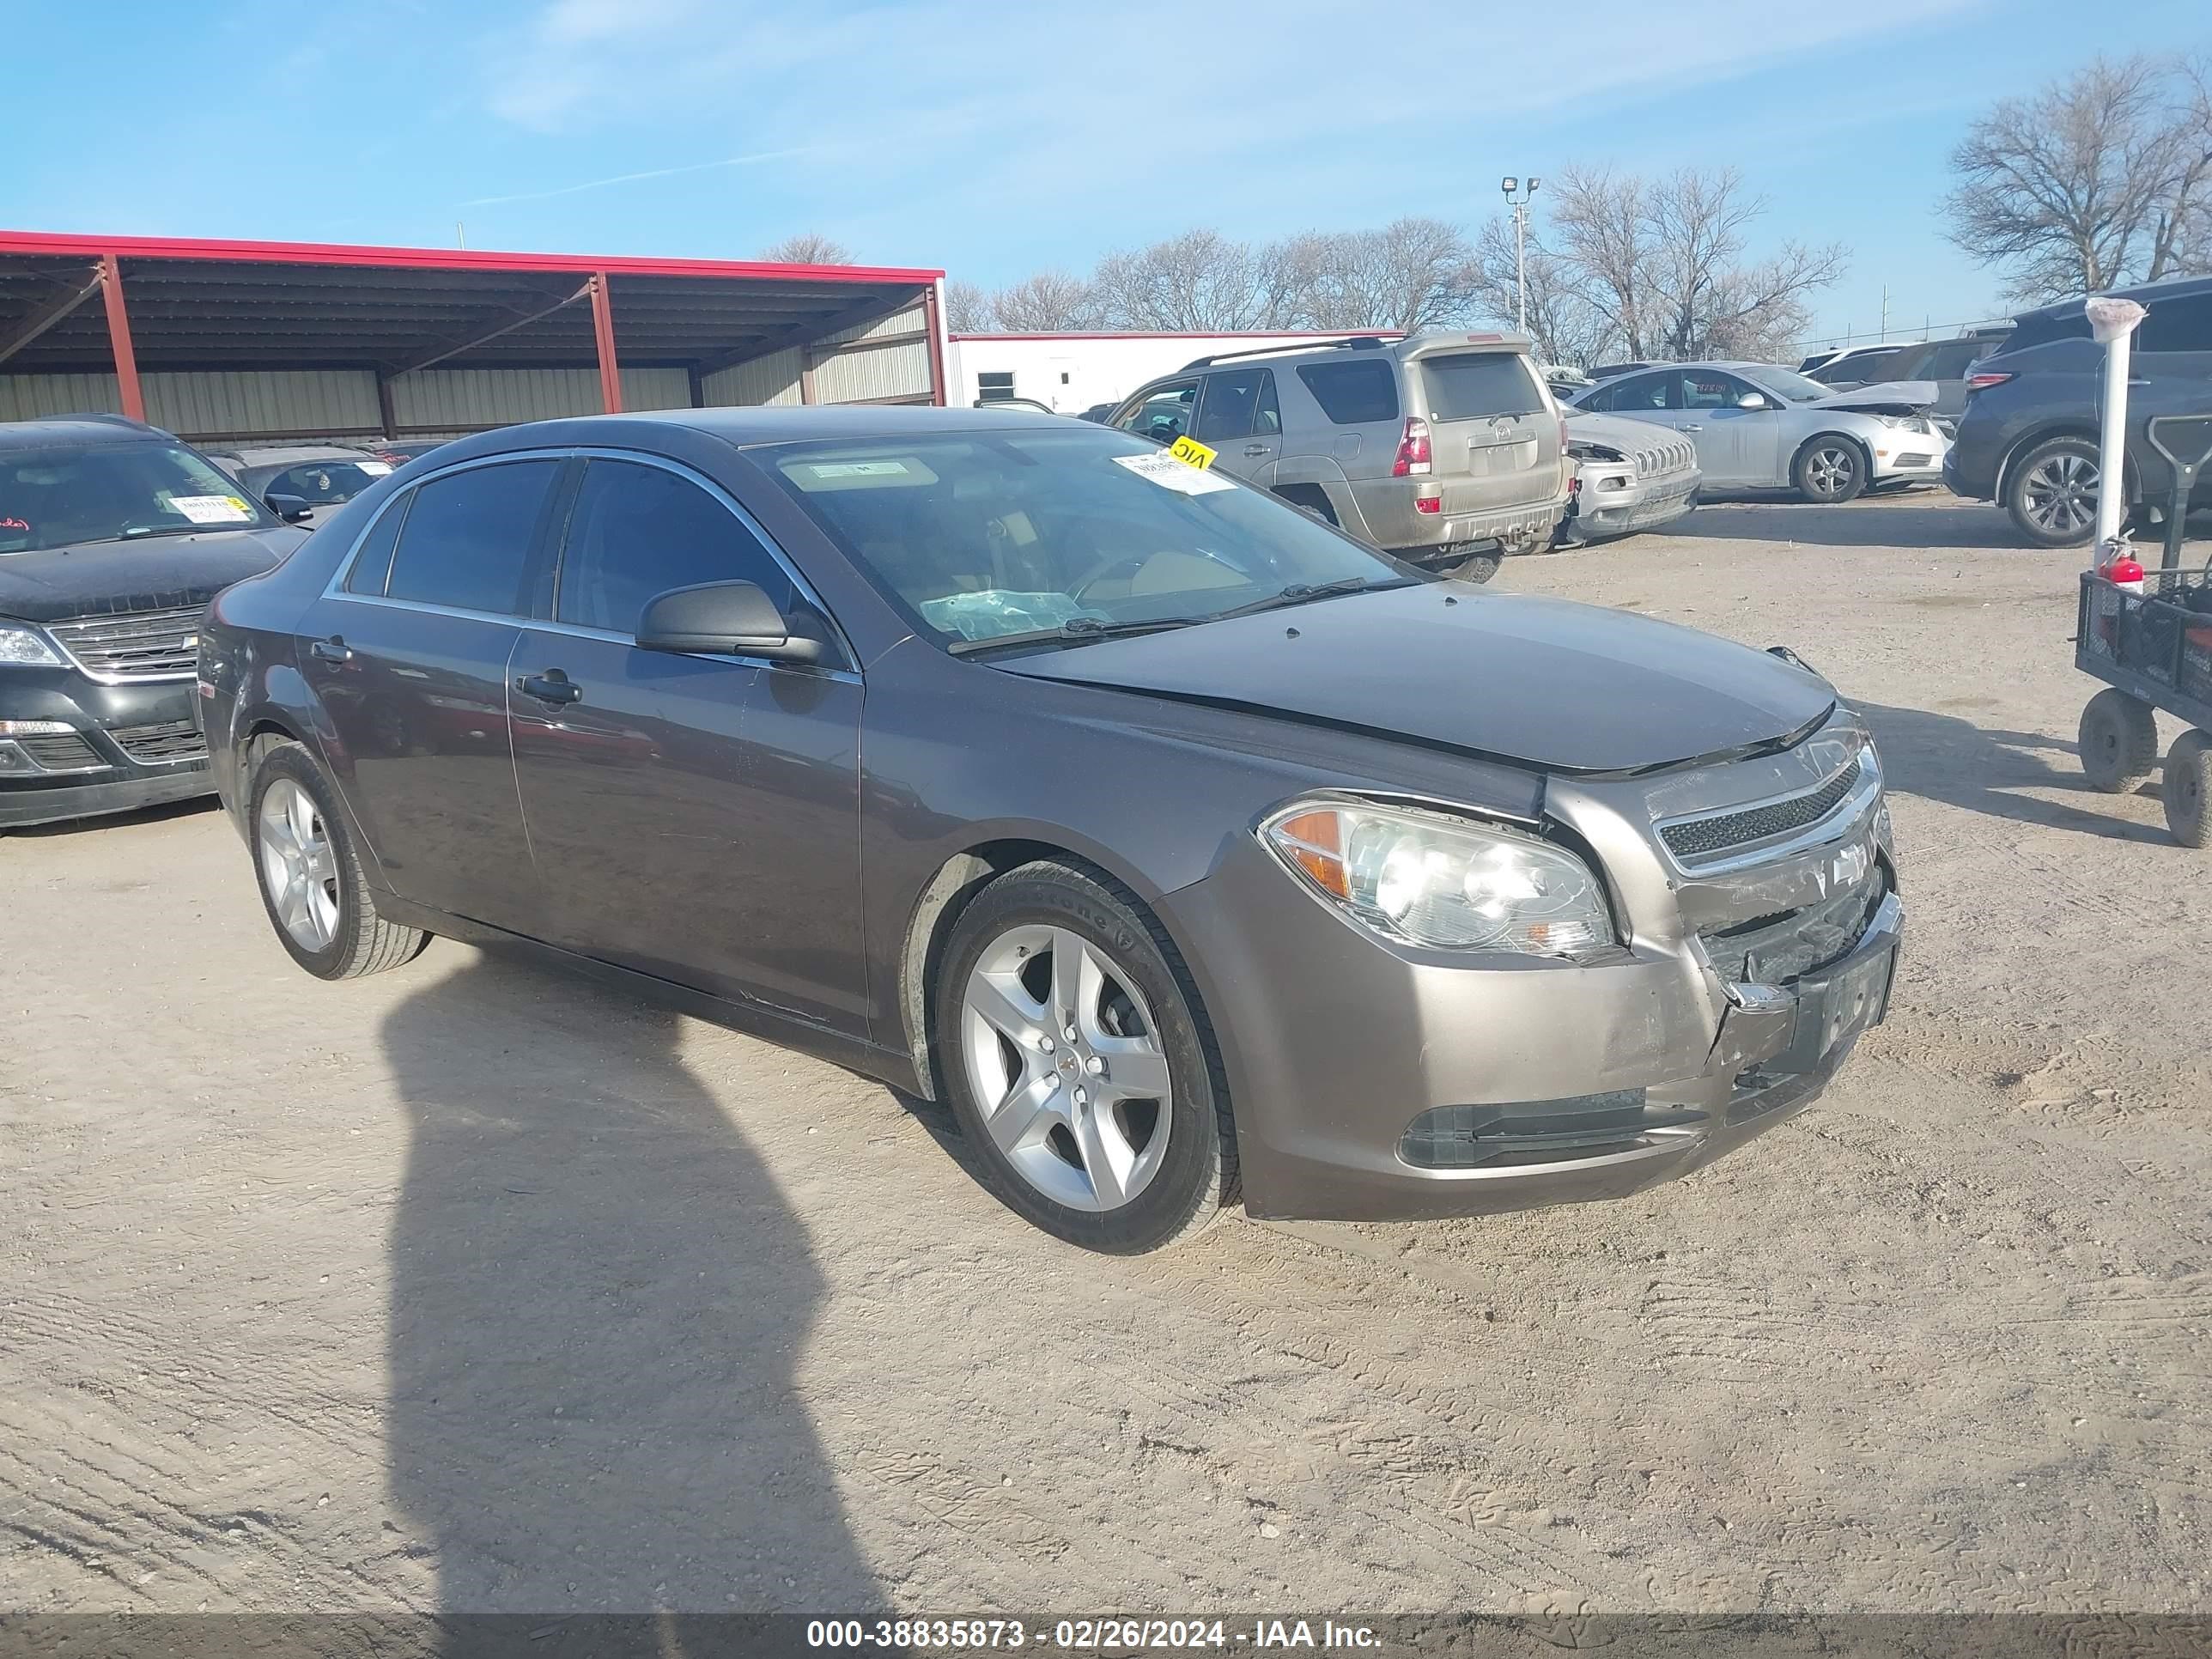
<box><xmin>6</xmin><ymin>0</ymin><xmax>2206</xmax><ymax>348</ymax></box>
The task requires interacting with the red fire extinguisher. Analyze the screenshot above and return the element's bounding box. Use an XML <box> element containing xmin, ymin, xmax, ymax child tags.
<box><xmin>2102</xmin><ymin>551</ymin><xmax>2146</xmax><ymax>594</ymax></box>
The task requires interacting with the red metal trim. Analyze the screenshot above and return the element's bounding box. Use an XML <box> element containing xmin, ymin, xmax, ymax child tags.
<box><xmin>98</xmin><ymin>254</ymin><xmax>144</xmax><ymax>421</ymax></box>
<box><xmin>589</xmin><ymin>273</ymin><xmax>623</xmax><ymax>415</ymax></box>
<box><xmin>923</xmin><ymin>283</ymin><xmax>949</xmax><ymax>408</ymax></box>
<box><xmin>0</xmin><ymin>229</ymin><xmax>940</xmax><ymax>285</ymax></box>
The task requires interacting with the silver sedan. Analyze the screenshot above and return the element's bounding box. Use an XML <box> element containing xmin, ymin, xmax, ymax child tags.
<box><xmin>1571</xmin><ymin>362</ymin><xmax>1950</xmax><ymax>503</ymax></box>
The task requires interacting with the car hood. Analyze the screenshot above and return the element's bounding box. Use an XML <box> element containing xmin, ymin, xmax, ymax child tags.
<box><xmin>1563</xmin><ymin>410</ymin><xmax>1686</xmax><ymax>453</ymax></box>
<box><xmin>0</xmin><ymin>526</ymin><xmax>307</xmax><ymax>623</ymax></box>
<box><xmin>994</xmin><ymin>584</ymin><xmax>1835</xmax><ymax>774</ymax></box>
<box><xmin>1807</xmin><ymin>380</ymin><xmax>1939</xmax><ymax>416</ymax></box>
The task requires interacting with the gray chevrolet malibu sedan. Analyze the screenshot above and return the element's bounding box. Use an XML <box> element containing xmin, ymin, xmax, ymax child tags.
<box><xmin>198</xmin><ymin>407</ymin><xmax>1901</xmax><ymax>1253</ymax></box>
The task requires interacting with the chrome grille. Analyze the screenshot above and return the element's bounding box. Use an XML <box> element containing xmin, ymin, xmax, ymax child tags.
<box><xmin>1658</xmin><ymin>759</ymin><xmax>1865</xmax><ymax>865</ymax></box>
<box><xmin>47</xmin><ymin>605</ymin><xmax>204</xmax><ymax>683</ymax></box>
<box><xmin>112</xmin><ymin>720</ymin><xmax>207</xmax><ymax>765</ymax></box>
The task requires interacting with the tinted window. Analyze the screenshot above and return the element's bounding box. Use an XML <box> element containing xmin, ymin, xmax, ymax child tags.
<box><xmin>255</xmin><ymin>459</ymin><xmax>390</xmax><ymax>506</ymax></box>
<box><xmin>1589</xmin><ymin>372</ymin><xmax>1670</xmax><ymax>412</ymax></box>
<box><xmin>1419</xmin><ymin>352</ymin><xmax>1544</xmax><ymax>420</ymax></box>
<box><xmin>2005</xmin><ymin>312</ymin><xmax>2094</xmax><ymax>352</ymax></box>
<box><xmin>1916</xmin><ymin>340</ymin><xmax>1988</xmax><ymax>380</ymax></box>
<box><xmin>766</xmin><ymin>428</ymin><xmax>1406</xmax><ymax>646</ymax></box>
<box><xmin>1194</xmin><ymin>366</ymin><xmax>1270</xmax><ymax>441</ymax></box>
<box><xmin>2139</xmin><ymin>295</ymin><xmax>2212</xmax><ymax>355</ymax></box>
<box><xmin>382</xmin><ymin>459</ymin><xmax>558</xmax><ymax>616</ymax></box>
<box><xmin>344</xmin><ymin>490</ymin><xmax>413</xmax><ymax>596</ymax></box>
<box><xmin>557</xmin><ymin>460</ymin><xmax>793</xmax><ymax>635</ymax></box>
<box><xmin>1114</xmin><ymin>381</ymin><xmax>1199</xmax><ymax>445</ymax></box>
<box><xmin>0</xmin><ymin>441</ymin><xmax>279</xmax><ymax>556</ymax></box>
<box><xmin>1810</xmin><ymin>349</ymin><xmax>1906</xmax><ymax>386</ymax></box>
<box><xmin>1297</xmin><ymin>358</ymin><xmax>1401</xmax><ymax>425</ymax></box>
<box><xmin>1254</xmin><ymin>369</ymin><xmax>1281</xmax><ymax>435</ymax></box>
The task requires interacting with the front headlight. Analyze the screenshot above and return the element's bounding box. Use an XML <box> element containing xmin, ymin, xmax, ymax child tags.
<box><xmin>1261</xmin><ymin>800</ymin><xmax>1615</xmax><ymax>957</ymax></box>
<box><xmin>0</xmin><ymin>624</ymin><xmax>65</xmax><ymax>668</ymax></box>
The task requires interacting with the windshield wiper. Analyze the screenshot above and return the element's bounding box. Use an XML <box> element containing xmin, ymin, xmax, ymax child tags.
<box><xmin>947</xmin><ymin>615</ymin><xmax>1201</xmax><ymax>657</ymax></box>
<box><xmin>1206</xmin><ymin>574</ymin><xmax>1393</xmax><ymax>621</ymax></box>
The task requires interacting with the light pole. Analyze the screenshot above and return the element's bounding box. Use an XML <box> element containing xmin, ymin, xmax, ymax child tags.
<box><xmin>1502</xmin><ymin>175</ymin><xmax>1540</xmax><ymax>336</ymax></box>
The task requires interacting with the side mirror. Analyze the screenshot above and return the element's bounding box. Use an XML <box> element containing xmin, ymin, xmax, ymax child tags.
<box><xmin>265</xmin><ymin>492</ymin><xmax>314</xmax><ymax>523</ymax></box>
<box><xmin>636</xmin><ymin>580</ymin><xmax>822</xmax><ymax>664</ymax></box>
<box><xmin>1735</xmin><ymin>392</ymin><xmax>1770</xmax><ymax>410</ymax></box>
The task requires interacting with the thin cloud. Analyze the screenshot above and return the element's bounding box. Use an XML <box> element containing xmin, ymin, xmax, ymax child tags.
<box><xmin>460</xmin><ymin>147</ymin><xmax>813</xmax><ymax>209</ymax></box>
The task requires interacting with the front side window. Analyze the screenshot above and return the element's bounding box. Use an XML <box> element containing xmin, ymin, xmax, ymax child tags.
<box><xmin>1682</xmin><ymin>371</ymin><xmax>1753</xmax><ymax>410</ymax></box>
<box><xmin>0</xmin><ymin>441</ymin><xmax>281</xmax><ymax>556</ymax></box>
<box><xmin>380</xmin><ymin>459</ymin><xmax>560</xmax><ymax>615</ymax></box>
<box><xmin>1297</xmin><ymin>358</ymin><xmax>1400</xmax><ymax>425</ymax></box>
<box><xmin>1590</xmin><ymin>372</ymin><xmax>1670</xmax><ymax>412</ymax></box>
<box><xmin>765</xmin><ymin>427</ymin><xmax>1410</xmax><ymax>647</ymax></box>
<box><xmin>1114</xmin><ymin>381</ymin><xmax>1200</xmax><ymax>445</ymax></box>
<box><xmin>556</xmin><ymin>459</ymin><xmax>793</xmax><ymax>635</ymax></box>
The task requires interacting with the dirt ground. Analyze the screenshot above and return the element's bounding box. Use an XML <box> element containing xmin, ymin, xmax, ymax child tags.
<box><xmin>4</xmin><ymin>492</ymin><xmax>2209</xmax><ymax>1620</ymax></box>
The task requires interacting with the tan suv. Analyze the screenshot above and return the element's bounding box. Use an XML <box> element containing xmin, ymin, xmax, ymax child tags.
<box><xmin>1108</xmin><ymin>332</ymin><xmax>1571</xmax><ymax>581</ymax></box>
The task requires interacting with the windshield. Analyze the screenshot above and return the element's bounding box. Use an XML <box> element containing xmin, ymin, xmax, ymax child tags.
<box><xmin>0</xmin><ymin>441</ymin><xmax>280</xmax><ymax>555</ymax></box>
<box><xmin>763</xmin><ymin>427</ymin><xmax>1410</xmax><ymax>647</ymax></box>
<box><xmin>1738</xmin><ymin>365</ymin><xmax>1842</xmax><ymax>404</ymax></box>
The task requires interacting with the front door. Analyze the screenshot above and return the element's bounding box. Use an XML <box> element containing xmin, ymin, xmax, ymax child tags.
<box><xmin>300</xmin><ymin>456</ymin><xmax>567</xmax><ymax>928</ymax></box>
<box><xmin>1678</xmin><ymin>368</ymin><xmax>1782</xmax><ymax>485</ymax></box>
<box><xmin>1193</xmin><ymin>365</ymin><xmax>1281</xmax><ymax>483</ymax></box>
<box><xmin>507</xmin><ymin>456</ymin><xmax>868</xmax><ymax>1036</ymax></box>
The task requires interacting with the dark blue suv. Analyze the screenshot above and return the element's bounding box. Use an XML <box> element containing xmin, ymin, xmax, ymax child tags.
<box><xmin>1944</xmin><ymin>274</ymin><xmax>2212</xmax><ymax>547</ymax></box>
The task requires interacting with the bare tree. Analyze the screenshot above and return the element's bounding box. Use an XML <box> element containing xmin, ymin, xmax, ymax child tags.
<box><xmin>1089</xmin><ymin>230</ymin><xmax>1267</xmax><ymax>331</ymax></box>
<box><xmin>759</xmin><ymin>232</ymin><xmax>854</xmax><ymax>265</ymax></box>
<box><xmin>1294</xmin><ymin>218</ymin><xmax>1480</xmax><ymax>331</ymax></box>
<box><xmin>1469</xmin><ymin>217</ymin><xmax>1611</xmax><ymax>368</ymax></box>
<box><xmin>1944</xmin><ymin>56</ymin><xmax>2212</xmax><ymax>303</ymax></box>
<box><xmin>942</xmin><ymin>280</ymin><xmax>992</xmax><ymax>333</ymax></box>
<box><xmin>990</xmin><ymin>271</ymin><xmax>1102</xmax><ymax>331</ymax></box>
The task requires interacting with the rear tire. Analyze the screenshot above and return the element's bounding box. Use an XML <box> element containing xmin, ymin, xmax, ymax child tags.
<box><xmin>933</xmin><ymin>860</ymin><xmax>1236</xmax><ymax>1253</ymax></box>
<box><xmin>2163</xmin><ymin>730</ymin><xmax>2211</xmax><ymax>848</ymax></box>
<box><xmin>248</xmin><ymin>741</ymin><xmax>429</xmax><ymax>980</ymax></box>
<box><xmin>2004</xmin><ymin>434</ymin><xmax>2101</xmax><ymax>547</ymax></box>
<box><xmin>2077</xmin><ymin>689</ymin><xmax>2159</xmax><ymax>794</ymax></box>
<box><xmin>1271</xmin><ymin>483</ymin><xmax>1339</xmax><ymax>526</ymax></box>
<box><xmin>1793</xmin><ymin>436</ymin><xmax>1868</xmax><ymax>503</ymax></box>
<box><xmin>1444</xmin><ymin>550</ymin><xmax>1502</xmax><ymax>584</ymax></box>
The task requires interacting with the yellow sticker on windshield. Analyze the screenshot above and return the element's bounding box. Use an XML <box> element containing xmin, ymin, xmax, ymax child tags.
<box><xmin>1169</xmin><ymin>435</ymin><xmax>1217</xmax><ymax>470</ymax></box>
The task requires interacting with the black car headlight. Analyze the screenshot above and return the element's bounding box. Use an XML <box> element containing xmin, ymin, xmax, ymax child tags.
<box><xmin>1261</xmin><ymin>800</ymin><xmax>1614</xmax><ymax>957</ymax></box>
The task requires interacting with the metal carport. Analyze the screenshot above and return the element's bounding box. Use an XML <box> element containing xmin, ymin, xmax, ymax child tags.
<box><xmin>0</xmin><ymin>232</ymin><xmax>947</xmax><ymax>444</ymax></box>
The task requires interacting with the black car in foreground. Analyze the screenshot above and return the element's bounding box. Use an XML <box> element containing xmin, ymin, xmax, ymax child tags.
<box><xmin>1</xmin><ymin>416</ymin><xmax>306</xmax><ymax>828</ymax></box>
<box><xmin>1945</xmin><ymin>274</ymin><xmax>2212</xmax><ymax>546</ymax></box>
<box><xmin>199</xmin><ymin>407</ymin><xmax>1900</xmax><ymax>1252</ymax></box>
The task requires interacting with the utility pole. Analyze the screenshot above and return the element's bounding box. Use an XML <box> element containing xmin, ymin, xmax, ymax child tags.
<box><xmin>1501</xmin><ymin>175</ymin><xmax>1540</xmax><ymax>337</ymax></box>
<box><xmin>1880</xmin><ymin>284</ymin><xmax>1889</xmax><ymax>340</ymax></box>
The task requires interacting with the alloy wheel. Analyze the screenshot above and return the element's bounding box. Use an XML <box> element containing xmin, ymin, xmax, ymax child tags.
<box><xmin>1805</xmin><ymin>445</ymin><xmax>1858</xmax><ymax>499</ymax></box>
<box><xmin>961</xmin><ymin>925</ymin><xmax>1173</xmax><ymax>1212</ymax></box>
<box><xmin>258</xmin><ymin>777</ymin><xmax>341</xmax><ymax>951</ymax></box>
<box><xmin>2023</xmin><ymin>453</ymin><xmax>2097</xmax><ymax>537</ymax></box>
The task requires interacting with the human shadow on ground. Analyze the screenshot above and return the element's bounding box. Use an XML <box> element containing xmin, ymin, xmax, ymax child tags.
<box><xmin>1854</xmin><ymin>698</ymin><xmax>2167</xmax><ymax>842</ymax></box>
<box><xmin>381</xmin><ymin>946</ymin><xmax>881</xmax><ymax>1642</ymax></box>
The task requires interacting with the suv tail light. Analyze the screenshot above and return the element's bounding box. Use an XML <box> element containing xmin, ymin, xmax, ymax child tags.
<box><xmin>1966</xmin><ymin>371</ymin><xmax>2014</xmax><ymax>393</ymax></box>
<box><xmin>1391</xmin><ymin>416</ymin><xmax>1433</xmax><ymax>477</ymax></box>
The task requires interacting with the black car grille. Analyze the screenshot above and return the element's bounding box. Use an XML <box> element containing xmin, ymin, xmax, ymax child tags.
<box><xmin>46</xmin><ymin>605</ymin><xmax>204</xmax><ymax>682</ymax></box>
<box><xmin>112</xmin><ymin>720</ymin><xmax>207</xmax><ymax>764</ymax></box>
<box><xmin>14</xmin><ymin>732</ymin><xmax>106</xmax><ymax>773</ymax></box>
<box><xmin>1399</xmin><ymin>1090</ymin><xmax>1706</xmax><ymax>1170</ymax></box>
<box><xmin>1699</xmin><ymin>866</ymin><xmax>1889</xmax><ymax>986</ymax></box>
<box><xmin>1659</xmin><ymin>762</ymin><xmax>1862</xmax><ymax>863</ymax></box>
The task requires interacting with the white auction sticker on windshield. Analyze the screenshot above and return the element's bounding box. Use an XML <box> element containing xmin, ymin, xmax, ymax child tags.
<box><xmin>169</xmin><ymin>495</ymin><xmax>256</xmax><ymax>525</ymax></box>
<box><xmin>1112</xmin><ymin>451</ymin><xmax>1235</xmax><ymax>495</ymax></box>
<box><xmin>359</xmin><ymin>460</ymin><xmax>394</xmax><ymax>476</ymax></box>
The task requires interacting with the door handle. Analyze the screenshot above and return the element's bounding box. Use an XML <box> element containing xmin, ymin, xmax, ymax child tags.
<box><xmin>516</xmin><ymin>670</ymin><xmax>582</xmax><ymax>706</ymax></box>
<box><xmin>309</xmin><ymin>637</ymin><xmax>352</xmax><ymax>665</ymax></box>
<box><xmin>1243</xmin><ymin>443</ymin><xmax>1272</xmax><ymax>456</ymax></box>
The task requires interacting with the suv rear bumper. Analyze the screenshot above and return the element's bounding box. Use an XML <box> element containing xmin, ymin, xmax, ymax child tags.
<box><xmin>1360</xmin><ymin>482</ymin><xmax>1571</xmax><ymax>559</ymax></box>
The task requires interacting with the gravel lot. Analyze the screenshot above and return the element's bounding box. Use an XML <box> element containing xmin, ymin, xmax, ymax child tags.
<box><xmin>4</xmin><ymin>492</ymin><xmax>2209</xmax><ymax>1619</ymax></box>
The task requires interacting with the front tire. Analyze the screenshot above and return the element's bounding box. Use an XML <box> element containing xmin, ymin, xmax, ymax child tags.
<box><xmin>1794</xmin><ymin>436</ymin><xmax>1868</xmax><ymax>503</ymax></box>
<box><xmin>2164</xmin><ymin>730</ymin><xmax>2211</xmax><ymax>848</ymax></box>
<box><xmin>2005</xmin><ymin>435</ymin><xmax>2100</xmax><ymax>547</ymax></box>
<box><xmin>249</xmin><ymin>741</ymin><xmax>429</xmax><ymax>980</ymax></box>
<box><xmin>2077</xmin><ymin>689</ymin><xmax>2159</xmax><ymax>794</ymax></box>
<box><xmin>934</xmin><ymin>860</ymin><xmax>1236</xmax><ymax>1253</ymax></box>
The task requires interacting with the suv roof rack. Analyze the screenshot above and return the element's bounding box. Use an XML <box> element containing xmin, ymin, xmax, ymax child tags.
<box><xmin>1179</xmin><ymin>335</ymin><xmax>1390</xmax><ymax>372</ymax></box>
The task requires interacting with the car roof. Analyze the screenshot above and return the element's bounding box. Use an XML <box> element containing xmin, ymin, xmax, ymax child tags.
<box><xmin>432</xmin><ymin>404</ymin><xmax>1085</xmax><ymax>459</ymax></box>
<box><xmin>216</xmin><ymin>443</ymin><xmax>380</xmax><ymax>465</ymax></box>
<box><xmin>2013</xmin><ymin>271</ymin><xmax>2212</xmax><ymax>326</ymax></box>
<box><xmin>0</xmin><ymin>414</ymin><xmax>177</xmax><ymax>451</ymax></box>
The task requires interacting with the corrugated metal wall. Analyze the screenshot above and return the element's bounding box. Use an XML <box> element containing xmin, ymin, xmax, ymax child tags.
<box><xmin>0</xmin><ymin>369</ymin><xmax>379</xmax><ymax>435</ymax></box>
<box><xmin>700</xmin><ymin>349</ymin><xmax>802</xmax><ymax>407</ymax></box>
<box><xmin>388</xmin><ymin>366</ymin><xmax>690</xmax><ymax>429</ymax></box>
<box><xmin>812</xmin><ymin>339</ymin><xmax>931</xmax><ymax>404</ymax></box>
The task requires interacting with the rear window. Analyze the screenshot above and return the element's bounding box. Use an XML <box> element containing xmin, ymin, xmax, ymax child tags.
<box><xmin>1418</xmin><ymin>352</ymin><xmax>1544</xmax><ymax>421</ymax></box>
<box><xmin>2003</xmin><ymin>312</ymin><xmax>2094</xmax><ymax>353</ymax></box>
<box><xmin>1297</xmin><ymin>358</ymin><xmax>1400</xmax><ymax>425</ymax></box>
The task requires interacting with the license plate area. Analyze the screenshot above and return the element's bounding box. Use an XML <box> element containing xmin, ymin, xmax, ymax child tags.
<box><xmin>1775</xmin><ymin>937</ymin><xmax>1897</xmax><ymax>1073</ymax></box>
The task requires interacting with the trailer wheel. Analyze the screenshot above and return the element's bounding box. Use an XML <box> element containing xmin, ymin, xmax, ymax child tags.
<box><xmin>2078</xmin><ymin>689</ymin><xmax>2159</xmax><ymax>793</ymax></box>
<box><xmin>2163</xmin><ymin>730</ymin><xmax>2211</xmax><ymax>848</ymax></box>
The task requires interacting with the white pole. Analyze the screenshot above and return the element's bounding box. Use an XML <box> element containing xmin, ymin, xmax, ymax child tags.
<box><xmin>2085</xmin><ymin>295</ymin><xmax>2148</xmax><ymax>559</ymax></box>
<box><xmin>1514</xmin><ymin>203</ymin><xmax>1527</xmax><ymax>335</ymax></box>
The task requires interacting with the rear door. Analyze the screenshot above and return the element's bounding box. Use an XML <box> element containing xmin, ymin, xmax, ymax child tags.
<box><xmin>507</xmin><ymin>454</ymin><xmax>867</xmax><ymax>1035</ymax></box>
<box><xmin>1407</xmin><ymin>344</ymin><xmax>1560</xmax><ymax>514</ymax></box>
<box><xmin>1191</xmin><ymin>365</ymin><xmax>1282</xmax><ymax>483</ymax></box>
<box><xmin>298</xmin><ymin>456</ymin><xmax>567</xmax><ymax>930</ymax></box>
